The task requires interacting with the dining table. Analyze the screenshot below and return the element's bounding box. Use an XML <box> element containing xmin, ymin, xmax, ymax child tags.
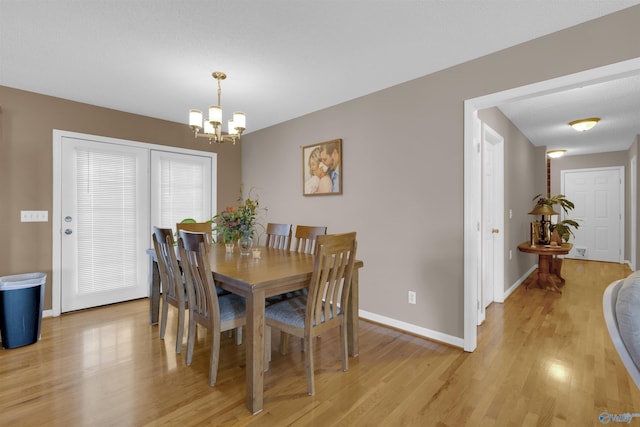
<box><xmin>146</xmin><ymin>244</ymin><xmax>364</xmax><ymax>414</ymax></box>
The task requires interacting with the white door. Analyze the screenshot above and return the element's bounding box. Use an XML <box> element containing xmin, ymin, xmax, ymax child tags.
<box><xmin>480</xmin><ymin>124</ymin><xmax>504</xmax><ymax>326</ymax></box>
<box><xmin>150</xmin><ymin>150</ymin><xmax>213</xmax><ymax>229</ymax></box>
<box><xmin>60</xmin><ymin>137</ymin><xmax>150</xmax><ymax>312</ymax></box>
<box><xmin>562</xmin><ymin>167</ymin><xmax>623</xmax><ymax>263</ymax></box>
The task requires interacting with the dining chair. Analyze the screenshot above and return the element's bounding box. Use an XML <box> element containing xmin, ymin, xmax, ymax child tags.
<box><xmin>178</xmin><ymin>230</ymin><xmax>247</xmax><ymax>386</ymax></box>
<box><xmin>264</xmin><ymin>232</ymin><xmax>357</xmax><ymax>395</ymax></box>
<box><xmin>279</xmin><ymin>225</ymin><xmax>328</xmax><ymax>353</ymax></box>
<box><xmin>176</xmin><ymin>221</ymin><xmax>213</xmax><ymax>246</ymax></box>
<box><xmin>263</xmin><ymin>223</ymin><xmax>294</xmax><ymax>305</ymax></box>
<box><xmin>152</xmin><ymin>227</ymin><xmax>188</xmax><ymax>353</ymax></box>
<box><xmin>264</xmin><ymin>223</ymin><xmax>293</xmax><ymax>249</ymax></box>
<box><xmin>291</xmin><ymin>225</ymin><xmax>327</xmax><ymax>254</ymax></box>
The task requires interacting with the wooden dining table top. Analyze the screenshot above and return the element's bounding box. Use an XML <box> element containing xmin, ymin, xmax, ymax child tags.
<box><xmin>208</xmin><ymin>246</ymin><xmax>317</xmax><ymax>292</ymax></box>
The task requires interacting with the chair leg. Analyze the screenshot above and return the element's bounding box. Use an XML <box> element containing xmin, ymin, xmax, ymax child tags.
<box><xmin>279</xmin><ymin>331</ymin><xmax>289</xmax><ymax>355</ymax></box>
<box><xmin>175</xmin><ymin>306</ymin><xmax>185</xmax><ymax>354</ymax></box>
<box><xmin>305</xmin><ymin>333</ymin><xmax>315</xmax><ymax>396</ymax></box>
<box><xmin>159</xmin><ymin>298</ymin><xmax>169</xmax><ymax>340</ymax></box>
<box><xmin>340</xmin><ymin>321</ymin><xmax>349</xmax><ymax>372</ymax></box>
<box><xmin>209</xmin><ymin>325</ymin><xmax>221</xmax><ymax>387</ymax></box>
<box><xmin>185</xmin><ymin>318</ymin><xmax>196</xmax><ymax>366</ymax></box>
<box><xmin>236</xmin><ymin>326</ymin><xmax>243</xmax><ymax>346</ymax></box>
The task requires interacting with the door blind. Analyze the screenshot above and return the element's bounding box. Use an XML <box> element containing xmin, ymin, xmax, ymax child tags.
<box><xmin>76</xmin><ymin>148</ymin><xmax>138</xmax><ymax>293</ymax></box>
<box><xmin>152</xmin><ymin>151</ymin><xmax>212</xmax><ymax>228</ymax></box>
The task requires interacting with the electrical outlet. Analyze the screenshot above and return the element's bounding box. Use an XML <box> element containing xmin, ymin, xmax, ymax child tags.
<box><xmin>408</xmin><ymin>291</ymin><xmax>416</xmax><ymax>304</ymax></box>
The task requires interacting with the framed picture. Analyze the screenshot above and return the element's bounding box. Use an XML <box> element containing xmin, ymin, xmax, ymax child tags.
<box><xmin>302</xmin><ymin>138</ymin><xmax>342</xmax><ymax>196</ymax></box>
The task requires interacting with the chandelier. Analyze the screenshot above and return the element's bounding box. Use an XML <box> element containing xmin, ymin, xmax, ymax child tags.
<box><xmin>188</xmin><ymin>71</ymin><xmax>246</xmax><ymax>144</ymax></box>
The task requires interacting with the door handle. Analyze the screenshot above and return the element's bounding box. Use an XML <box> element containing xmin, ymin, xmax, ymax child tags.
<box><xmin>64</xmin><ymin>229</ymin><xmax>73</xmax><ymax>235</ymax></box>
<box><xmin>492</xmin><ymin>228</ymin><xmax>499</xmax><ymax>234</ymax></box>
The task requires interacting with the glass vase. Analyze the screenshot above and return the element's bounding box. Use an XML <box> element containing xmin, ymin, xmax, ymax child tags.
<box><xmin>238</xmin><ymin>235</ymin><xmax>254</xmax><ymax>256</ymax></box>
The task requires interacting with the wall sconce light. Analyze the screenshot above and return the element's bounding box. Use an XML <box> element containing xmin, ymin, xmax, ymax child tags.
<box><xmin>547</xmin><ymin>150</ymin><xmax>567</xmax><ymax>158</ymax></box>
<box><xmin>568</xmin><ymin>117</ymin><xmax>600</xmax><ymax>132</ymax></box>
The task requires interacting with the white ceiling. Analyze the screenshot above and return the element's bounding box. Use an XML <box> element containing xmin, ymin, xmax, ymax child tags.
<box><xmin>498</xmin><ymin>73</ymin><xmax>640</xmax><ymax>156</ymax></box>
<box><xmin>1</xmin><ymin>1</ymin><xmax>639</xmax><ymax>156</ymax></box>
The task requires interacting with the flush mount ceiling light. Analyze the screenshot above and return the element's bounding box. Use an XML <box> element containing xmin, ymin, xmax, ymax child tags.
<box><xmin>547</xmin><ymin>150</ymin><xmax>567</xmax><ymax>158</ymax></box>
<box><xmin>568</xmin><ymin>117</ymin><xmax>600</xmax><ymax>132</ymax></box>
<box><xmin>188</xmin><ymin>71</ymin><xmax>246</xmax><ymax>144</ymax></box>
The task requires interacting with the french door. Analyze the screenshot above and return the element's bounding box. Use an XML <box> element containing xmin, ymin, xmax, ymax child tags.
<box><xmin>150</xmin><ymin>150</ymin><xmax>212</xmax><ymax>229</ymax></box>
<box><xmin>60</xmin><ymin>137</ymin><xmax>150</xmax><ymax>312</ymax></box>
<box><xmin>54</xmin><ymin>131</ymin><xmax>216</xmax><ymax>314</ymax></box>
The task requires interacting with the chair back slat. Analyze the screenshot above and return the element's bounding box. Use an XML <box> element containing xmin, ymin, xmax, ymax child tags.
<box><xmin>176</xmin><ymin>222</ymin><xmax>213</xmax><ymax>246</ymax></box>
<box><xmin>178</xmin><ymin>230</ymin><xmax>219</xmax><ymax>328</ymax></box>
<box><xmin>265</xmin><ymin>223</ymin><xmax>293</xmax><ymax>249</ymax></box>
<box><xmin>292</xmin><ymin>225</ymin><xmax>327</xmax><ymax>254</ymax></box>
<box><xmin>152</xmin><ymin>227</ymin><xmax>184</xmax><ymax>304</ymax></box>
<box><xmin>306</xmin><ymin>232</ymin><xmax>357</xmax><ymax>328</ymax></box>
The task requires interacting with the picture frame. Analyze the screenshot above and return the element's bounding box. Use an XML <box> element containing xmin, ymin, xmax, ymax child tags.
<box><xmin>302</xmin><ymin>138</ymin><xmax>342</xmax><ymax>196</ymax></box>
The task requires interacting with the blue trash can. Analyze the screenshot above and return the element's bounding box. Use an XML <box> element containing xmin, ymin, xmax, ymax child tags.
<box><xmin>0</xmin><ymin>273</ymin><xmax>46</xmax><ymax>349</ymax></box>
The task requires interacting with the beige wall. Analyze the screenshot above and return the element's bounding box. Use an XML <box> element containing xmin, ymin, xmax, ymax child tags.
<box><xmin>241</xmin><ymin>6</ymin><xmax>640</xmax><ymax>339</ymax></box>
<box><xmin>0</xmin><ymin>86</ymin><xmax>242</xmax><ymax>310</ymax></box>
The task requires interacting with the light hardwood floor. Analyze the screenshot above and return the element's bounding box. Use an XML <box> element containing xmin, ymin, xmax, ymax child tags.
<box><xmin>1</xmin><ymin>259</ymin><xmax>639</xmax><ymax>426</ymax></box>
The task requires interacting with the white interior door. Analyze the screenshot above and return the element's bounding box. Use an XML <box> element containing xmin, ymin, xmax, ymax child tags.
<box><xmin>60</xmin><ymin>136</ymin><xmax>150</xmax><ymax>312</ymax></box>
<box><xmin>562</xmin><ymin>167</ymin><xmax>623</xmax><ymax>263</ymax></box>
<box><xmin>480</xmin><ymin>123</ymin><xmax>504</xmax><ymax>325</ymax></box>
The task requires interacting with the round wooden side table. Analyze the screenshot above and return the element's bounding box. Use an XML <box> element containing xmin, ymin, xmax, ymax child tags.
<box><xmin>517</xmin><ymin>241</ymin><xmax>573</xmax><ymax>293</ymax></box>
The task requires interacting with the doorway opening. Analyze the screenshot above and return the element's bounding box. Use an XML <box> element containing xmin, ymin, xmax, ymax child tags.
<box><xmin>463</xmin><ymin>57</ymin><xmax>640</xmax><ymax>352</ymax></box>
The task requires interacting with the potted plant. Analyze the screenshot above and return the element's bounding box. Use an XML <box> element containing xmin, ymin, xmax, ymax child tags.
<box><xmin>212</xmin><ymin>191</ymin><xmax>266</xmax><ymax>255</ymax></box>
<box><xmin>531</xmin><ymin>194</ymin><xmax>580</xmax><ymax>244</ymax></box>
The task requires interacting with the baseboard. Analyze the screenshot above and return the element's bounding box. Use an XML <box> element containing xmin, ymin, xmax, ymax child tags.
<box><xmin>358</xmin><ymin>309</ymin><xmax>464</xmax><ymax>348</ymax></box>
<box><xmin>502</xmin><ymin>264</ymin><xmax>537</xmax><ymax>301</ymax></box>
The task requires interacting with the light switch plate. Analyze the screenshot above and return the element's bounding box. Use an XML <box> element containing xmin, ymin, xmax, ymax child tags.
<box><xmin>20</xmin><ymin>210</ymin><xmax>48</xmax><ymax>222</ymax></box>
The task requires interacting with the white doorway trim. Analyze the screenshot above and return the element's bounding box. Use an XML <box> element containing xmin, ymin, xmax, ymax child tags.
<box><xmin>632</xmin><ymin>156</ymin><xmax>637</xmax><ymax>270</ymax></box>
<box><xmin>463</xmin><ymin>57</ymin><xmax>640</xmax><ymax>352</ymax></box>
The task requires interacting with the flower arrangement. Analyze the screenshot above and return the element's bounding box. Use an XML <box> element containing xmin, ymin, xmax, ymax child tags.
<box><xmin>212</xmin><ymin>194</ymin><xmax>264</xmax><ymax>244</ymax></box>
